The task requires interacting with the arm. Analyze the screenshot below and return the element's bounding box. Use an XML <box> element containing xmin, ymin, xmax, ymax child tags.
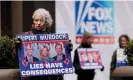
<box><xmin>73</xmin><ymin>49</ymin><xmax>82</xmax><ymax>74</ymax></box>
<box><xmin>110</xmin><ymin>51</ymin><xmax>117</xmax><ymax>73</ymax></box>
<box><xmin>15</xmin><ymin>38</ymin><xmax>23</xmax><ymax>67</ymax></box>
<box><xmin>101</xmin><ymin>65</ymin><xmax>104</xmax><ymax>71</ymax></box>
<box><xmin>110</xmin><ymin>50</ymin><xmax>117</xmax><ymax>80</ymax></box>
<box><xmin>15</xmin><ymin>38</ymin><xmax>22</xmax><ymax>48</ymax></box>
<box><xmin>67</xmin><ymin>40</ymin><xmax>73</xmax><ymax>52</ymax></box>
<box><xmin>65</xmin><ymin>40</ymin><xmax>73</xmax><ymax>58</ymax></box>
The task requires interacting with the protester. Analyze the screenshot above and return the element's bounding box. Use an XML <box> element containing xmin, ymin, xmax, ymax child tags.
<box><xmin>110</xmin><ymin>34</ymin><xmax>133</xmax><ymax>80</ymax></box>
<box><xmin>16</xmin><ymin>8</ymin><xmax>73</xmax><ymax>80</ymax></box>
<box><xmin>73</xmin><ymin>32</ymin><xmax>104</xmax><ymax>80</ymax></box>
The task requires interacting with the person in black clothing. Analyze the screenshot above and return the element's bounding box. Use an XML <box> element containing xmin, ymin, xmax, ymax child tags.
<box><xmin>16</xmin><ymin>8</ymin><xmax>73</xmax><ymax>80</ymax></box>
<box><xmin>110</xmin><ymin>34</ymin><xmax>133</xmax><ymax>80</ymax></box>
<box><xmin>73</xmin><ymin>32</ymin><xmax>104</xmax><ymax>80</ymax></box>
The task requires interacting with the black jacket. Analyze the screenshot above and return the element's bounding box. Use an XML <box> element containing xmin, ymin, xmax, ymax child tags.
<box><xmin>25</xmin><ymin>27</ymin><xmax>51</xmax><ymax>34</ymax></box>
<box><xmin>73</xmin><ymin>43</ymin><xmax>95</xmax><ymax>76</ymax></box>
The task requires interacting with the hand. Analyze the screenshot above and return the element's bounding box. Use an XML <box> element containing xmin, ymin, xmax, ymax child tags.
<box><xmin>101</xmin><ymin>65</ymin><xmax>104</xmax><ymax>71</ymax></box>
<box><xmin>67</xmin><ymin>40</ymin><xmax>73</xmax><ymax>51</ymax></box>
<box><xmin>15</xmin><ymin>38</ymin><xmax>22</xmax><ymax>47</ymax></box>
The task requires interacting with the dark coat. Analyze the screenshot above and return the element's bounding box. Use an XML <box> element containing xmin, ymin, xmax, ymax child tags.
<box><xmin>25</xmin><ymin>27</ymin><xmax>51</xmax><ymax>35</ymax></box>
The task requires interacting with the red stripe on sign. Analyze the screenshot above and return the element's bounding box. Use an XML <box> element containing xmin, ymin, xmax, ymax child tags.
<box><xmin>76</xmin><ymin>36</ymin><xmax>114</xmax><ymax>44</ymax></box>
<box><xmin>22</xmin><ymin>40</ymin><xmax>69</xmax><ymax>44</ymax></box>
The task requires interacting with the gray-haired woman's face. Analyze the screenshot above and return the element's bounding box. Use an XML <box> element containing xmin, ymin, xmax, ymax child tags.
<box><xmin>33</xmin><ymin>14</ymin><xmax>45</xmax><ymax>30</ymax></box>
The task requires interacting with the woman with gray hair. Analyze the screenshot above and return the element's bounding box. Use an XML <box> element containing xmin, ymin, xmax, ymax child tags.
<box><xmin>22</xmin><ymin>8</ymin><xmax>63</xmax><ymax>80</ymax></box>
<box><xmin>25</xmin><ymin>8</ymin><xmax>53</xmax><ymax>34</ymax></box>
<box><xmin>17</xmin><ymin>8</ymin><xmax>73</xmax><ymax>80</ymax></box>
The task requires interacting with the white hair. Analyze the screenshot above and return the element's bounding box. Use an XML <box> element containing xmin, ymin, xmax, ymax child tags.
<box><xmin>32</xmin><ymin>8</ymin><xmax>53</xmax><ymax>27</ymax></box>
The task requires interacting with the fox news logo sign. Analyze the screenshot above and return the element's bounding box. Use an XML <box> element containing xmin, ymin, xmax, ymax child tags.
<box><xmin>75</xmin><ymin>1</ymin><xmax>114</xmax><ymax>44</ymax></box>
